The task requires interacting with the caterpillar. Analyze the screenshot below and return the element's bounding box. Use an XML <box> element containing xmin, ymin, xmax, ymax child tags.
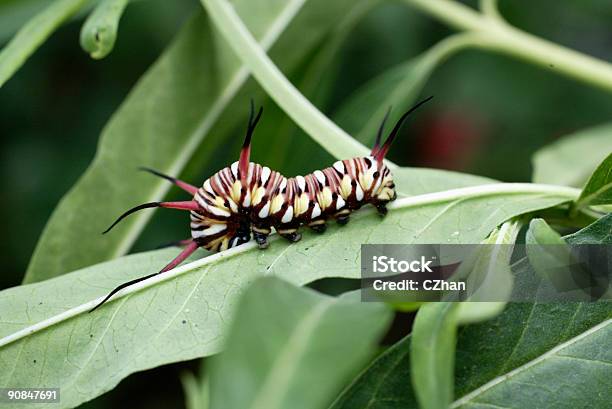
<box><xmin>91</xmin><ymin>96</ymin><xmax>433</xmax><ymax>311</ymax></box>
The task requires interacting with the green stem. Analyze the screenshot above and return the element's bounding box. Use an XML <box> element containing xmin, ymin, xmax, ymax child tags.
<box><xmin>80</xmin><ymin>0</ymin><xmax>130</xmax><ymax>59</ymax></box>
<box><xmin>403</xmin><ymin>0</ymin><xmax>612</xmax><ymax>92</ymax></box>
<box><xmin>479</xmin><ymin>0</ymin><xmax>503</xmax><ymax>22</ymax></box>
<box><xmin>404</xmin><ymin>0</ymin><xmax>487</xmax><ymax>32</ymax></box>
<box><xmin>199</xmin><ymin>0</ymin><xmax>375</xmax><ymax>163</ymax></box>
<box><xmin>419</xmin><ymin>32</ymin><xmax>489</xmax><ymax>68</ymax></box>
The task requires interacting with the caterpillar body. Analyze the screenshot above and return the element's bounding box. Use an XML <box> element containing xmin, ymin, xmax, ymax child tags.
<box><xmin>191</xmin><ymin>155</ymin><xmax>395</xmax><ymax>251</ymax></box>
<box><xmin>92</xmin><ymin>97</ymin><xmax>432</xmax><ymax>311</ymax></box>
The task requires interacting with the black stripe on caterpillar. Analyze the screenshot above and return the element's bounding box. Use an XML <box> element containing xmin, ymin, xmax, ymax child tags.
<box><xmin>91</xmin><ymin>97</ymin><xmax>433</xmax><ymax>311</ymax></box>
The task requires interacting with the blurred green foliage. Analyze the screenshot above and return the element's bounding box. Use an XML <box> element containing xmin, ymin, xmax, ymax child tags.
<box><xmin>1</xmin><ymin>0</ymin><xmax>611</xmax><ymax>407</ymax></box>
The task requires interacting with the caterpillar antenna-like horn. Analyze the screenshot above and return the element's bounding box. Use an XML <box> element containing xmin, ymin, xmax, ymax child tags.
<box><xmin>139</xmin><ymin>167</ymin><xmax>197</xmax><ymax>194</ymax></box>
<box><xmin>239</xmin><ymin>102</ymin><xmax>264</xmax><ymax>182</ymax></box>
<box><xmin>102</xmin><ymin>201</ymin><xmax>200</xmax><ymax>234</ymax></box>
<box><xmin>371</xmin><ymin>106</ymin><xmax>392</xmax><ymax>156</ymax></box>
<box><xmin>155</xmin><ymin>238</ymin><xmax>194</xmax><ymax>249</ymax></box>
<box><xmin>374</xmin><ymin>96</ymin><xmax>433</xmax><ymax>163</ymax></box>
<box><xmin>90</xmin><ymin>241</ymin><xmax>199</xmax><ymax>312</ymax></box>
<box><xmin>89</xmin><ymin>273</ymin><xmax>159</xmax><ymax>312</ymax></box>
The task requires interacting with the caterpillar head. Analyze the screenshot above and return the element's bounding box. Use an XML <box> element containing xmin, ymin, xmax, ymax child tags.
<box><xmin>368</xmin><ymin>96</ymin><xmax>432</xmax><ymax>205</ymax></box>
<box><xmin>357</xmin><ymin>156</ymin><xmax>396</xmax><ymax>203</ymax></box>
<box><xmin>373</xmin><ymin>164</ymin><xmax>396</xmax><ymax>203</ymax></box>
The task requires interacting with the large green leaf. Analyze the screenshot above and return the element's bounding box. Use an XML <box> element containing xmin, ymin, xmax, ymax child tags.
<box><xmin>0</xmin><ymin>182</ymin><xmax>574</xmax><ymax>408</ymax></box>
<box><xmin>0</xmin><ymin>0</ymin><xmax>89</xmax><ymax>87</ymax></box>
<box><xmin>532</xmin><ymin>123</ymin><xmax>612</xmax><ymax>187</ymax></box>
<box><xmin>453</xmin><ymin>216</ymin><xmax>612</xmax><ymax>407</ymax></box>
<box><xmin>574</xmin><ymin>153</ymin><xmax>612</xmax><ymax>210</ymax></box>
<box><xmin>25</xmin><ymin>0</ymin><xmax>361</xmax><ymax>283</ymax></box>
<box><xmin>452</xmin><ymin>307</ymin><xmax>611</xmax><ymax>408</ymax></box>
<box><xmin>329</xmin><ymin>214</ymin><xmax>612</xmax><ymax>409</ymax></box>
<box><xmin>332</xmin><ymin>304</ymin><xmax>610</xmax><ymax>409</ymax></box>
<box><xmin>209</xmin><ymin>278</ymin><xmax>392</xmax><ymax>409</ymax></box>
<box><xmin>334</xmin><ymin>33</ymin><xmax>474</xmax><ymax>147</ymax></box>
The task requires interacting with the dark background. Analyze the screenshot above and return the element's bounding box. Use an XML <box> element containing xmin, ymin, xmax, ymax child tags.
<box><xmin>1</xmin><ymin>0</ymin><xmax>611</xmax><ymax>407</ymax></box>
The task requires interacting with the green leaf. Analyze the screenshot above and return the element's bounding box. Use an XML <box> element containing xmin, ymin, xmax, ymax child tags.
<box><xmin>410</xmin><ymin>219</ymin><xmax>522</xmax><ymax>409</ymax></box>
<box><xmin>79</xmin><ymin>0</ymin><xmax>129</xmax><ymax>59</ymax></box>
<box><xmin>234</xmin><ymin>0</ymin><xmax>377</xmax><ymax>177</ymax></box>
<box><xmin>25</xmin><ymin>0</ymin><xmax>359</xmax><ymax>283</ymax></box>
<box><xmin>532</xmin><ymin>123</ymin><xmax>612</xmax><ymax>187</ymax></box>
<box><xmin>0</xmin><ymin>0</ymin><xmax>48</xmax><ymax>43</ymax></box>
<box><xmin>452</xmin><ymin>217</ymin><xmax>612</xmax><ymax>408</ymax></box>
<box><xmin>564</xmin><ymin>213</ymin><xmax>612</xmax><ymax>244</ymax></box>
<box><xmin>453</xmin><ymin>220</ymin><xmax>522</xmax><ymax>323</ymax></box>
<box><xmin>200</xmin><ymin>0</ymin><xmax>374</xmax><ymax>161</ymax></box>
<box><xmin>209</xmin><ymin>277</ymin><xmax>392</xmax><ymax>409</ymax></box>
<box><xmin>0</xmin><ymin>0</ymin><xmax>89</xmax><ymax>88</ymax></box>
<box><xmin>450</xmin><ymin>220</ymin><xmax>520</xmax><ymax>305</ymax></box>
<box><xmin>330</xmin><ymin>215</ymin><xmax>612</xmax><ymax>409</ymax></box>
<box><xmin>525</xmin><ymin>218</ymin><xmax>576</xmax><ymax>291</ymax></box>
<box><xmin>526</xmin><ymin>218</ymin><xmax>565</xmax><ymax>245</ymax></box>
<box><xmin>454</xmin><ymin>319</ymin><xmax>611</xmax><ymax>408</ymax></box>
<box><xmin>411</xmin><ymin>302</ymin><xmax>459</xmax><ymax>409</ymax></box>
<box><xmin>329</xmin><ymin>335</ymin><xmax>417</xmax><ymax>409</ymax></box>
<box><xmin>334</xmin><ymin>33</ymin><xmax>475</xmax><ymax>147</ymax></box>
<box><xmin>0</xmin><ymin>183</ymin><xmax>573</xmax><ymax>408</ymax></box>
<box><xmin>574</xmin><ymin>153</ymin><xmax>612</xmax><ymax>210</ymax></box>
<box><xmin>333</xmin><ymin>56</ymin><xmax>436</xmax><ymax>147</ymax></box>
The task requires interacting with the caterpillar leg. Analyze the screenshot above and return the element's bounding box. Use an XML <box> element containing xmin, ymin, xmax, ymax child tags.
<box><xmin>375</xmin><ymin>202</ymin><xmax>388</xmax><ymax>216</ymax></box>
<box><xmin>335</xmin><ymin>210</ymin><xmax>351</xmax><ymax>225</ymax></box>
<box><xmin>308</xmin><ymin>220</ymin><xmax>327</xmax><ymax>233</ymax></box>
<box><xmin>90</xmin><ymin>240</ymin><xmax>200</xmax><ymax>312</ymax></box>
<box><xmin>278</xmin><ymin>228</ymin><xmax>302</xmax><ymax>243</ymax></box>
<box><xmin>140</xmin><ymin>167</ymin><xmax>198</xmax><ymax>195</ymax></box>
<box><xmin>252</xmin><ymin>226</ymin><xmax>271</xmax><ymax>249</ymax></box>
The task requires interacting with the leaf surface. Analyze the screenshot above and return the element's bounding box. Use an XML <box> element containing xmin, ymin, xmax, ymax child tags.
<box><xmin>0</xmin><ymin>184</ymin><xmax>571</xmax><ymax>408</ymax></box>
<box><xmin>209</xmin><ymin>278</ymin><xmax>392</xmax><ymax>409</ymax></box>
<box><xmin>532</xmin><ymin>123</ymin><xmax>612</xmax><ymax>187</ymax></box>
<box><xmin>575</xmin><ymin>153</ymin><xmax>612</xmax><ymax>209</ymax></box>
<box><xmin>333</xmin><ymin>34</ymin><xmax>473</xmax><ymax>147</ymax></box>
<box><xmin>330</xmin><ymin>214</ymin><xmax>612</xmax><ymax>409</ymax></box>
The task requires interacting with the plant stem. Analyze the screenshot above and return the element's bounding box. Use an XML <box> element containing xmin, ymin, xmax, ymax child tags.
<box><xmin>403</xmin><ymin>0</ymin><xmax>612</xmax><ymax>92</ymax></box>
<box><xmin>479</xmin><ymin>0</ymin><xmax>503</xmax><ymax>22</ymax></box>
<box><xmin>390</xmin><ymin>183</ymin><xmax>579</xmax><ymax>210</ymax></box>
<box><xmin>199</xmin><ymin>0</ymin><xmax>374</xmax><ymax>163</ymax></box>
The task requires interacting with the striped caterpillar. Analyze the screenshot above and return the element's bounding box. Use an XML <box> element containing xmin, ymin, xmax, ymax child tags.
<box><xmin>91</xmin><ymin>97</ymin><xmax>432</xmax><ymax>311</ymax></box>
